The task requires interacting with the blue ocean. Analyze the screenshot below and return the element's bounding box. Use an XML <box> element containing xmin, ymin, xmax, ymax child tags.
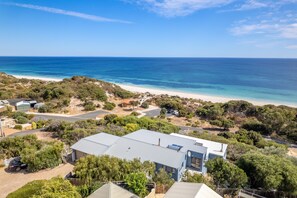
<box><xmin>0</xmin><ymin>57</ymin><xmax>296</xmax><ymax>106</ymax></box>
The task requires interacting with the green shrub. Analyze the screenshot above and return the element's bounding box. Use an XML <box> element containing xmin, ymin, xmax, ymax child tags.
<box><xmin>103</xmin><ymin>102</ymin><xmax>116</xmax><ymax>110</ymax></box>
<box><xmin>140</xmin><ymin>102</ymin><xmax>149</xmax><ymax>109</ymax></box>
<box><xmin>7</xmin><ymin>177</ymin><xmax>81</xmax><ymax>198</ymax></box>
<box><xmin>14</xmin><ymin>125</ymin><xmax>23</xmax><ymax>130</ymax></box>
<box><xmin>21</xmin><ymin>141</ymin><xmax>64</xmax><ymax>172</ymax></box>
<box><xmin>16</xmin><ymin>116</ymin><xmax>29</xmax><ymax>124</ymax></box>
<box><xmin>125</xmin><ymin>172</ymin><xmax>148</xmax><ymax>197</ymax></box>
<box><xmin>83</xmin><ymin>101</ymin><xmax>96</xmax><ymax>111</ymax></box>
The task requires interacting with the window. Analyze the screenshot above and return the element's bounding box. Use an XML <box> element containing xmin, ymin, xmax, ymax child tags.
<box><xmin>191</xmin><ymin>157</ymin><xmax>201</xmax><ymax>170</ymax></box>
<box><xmin>166</xmin><ymin>166</ymin><xmax>176</xmax><ymax>174</ymax></box>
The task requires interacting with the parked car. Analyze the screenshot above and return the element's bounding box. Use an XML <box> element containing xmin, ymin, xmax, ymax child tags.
<box><xmin>7</xmin><ymin>157</ymin><xmax>27</xmax><ymax>172</ymax></box>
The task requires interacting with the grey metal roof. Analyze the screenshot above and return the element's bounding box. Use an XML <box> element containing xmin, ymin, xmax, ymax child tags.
<box><xmin>71</xmin><ymin>139</ymin><xmax>108</xmax><ymax>156</ymax></box>
<box><xmin>88</xmin><ymin>182</ymin><xmax>139</xmax><ymax>198</ymax></box>
<box><xmin>171</xmin><ymin>133</ymin><xmax>228</xmax><ymax>157</ymax></box>
<box><xmin>164</xmin><ymin>182</ymin><xmax>222</xmax><ymax>198</ymax></box>
<box><xmin>124</xmin><ymin>129</ymin><xmax>207</xmax><ymax>155</ymax></box>
<box><xmin>104</xmin><ymin>137</ymin><xmax>185</xmax><ymax>169</ymax></box>
<box><xmin>85</xmin><ymin>133</ymin><xmax>120</xmax><ymax>146</ymax></box>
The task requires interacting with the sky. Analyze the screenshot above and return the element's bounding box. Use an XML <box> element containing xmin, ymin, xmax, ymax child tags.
<box><xmin>0</xmin><ymin>0</ymin><xmax>297</xmax><ymax>58</ymax></box>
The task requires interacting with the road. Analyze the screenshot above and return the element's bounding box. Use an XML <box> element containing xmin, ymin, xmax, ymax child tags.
<box><xmin>8</xmin><ymin>128</ymin><xmax>43</xmax><ymax>137</ymax></box>
<box><xmin>179</xmin><ymin>126</ymin><xmax>204</xmax><ymax>134</ymax></box>
<box><xmin>142</xmin><ymin>108</ymin><xmax>173</xmax><ymax>118</ymax></box>
<box><xmin>32</xmin><ymin>110</ymin><xmax>109</xmax><ymax>122</ymax></box>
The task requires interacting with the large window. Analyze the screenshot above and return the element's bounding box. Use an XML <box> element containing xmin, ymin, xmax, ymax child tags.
<box><xmin>165</xmin><ymin>166</ymin><xmax>176</xmax><ymax>174</ymax></box>
<box><xmin>191</xmin><ymin>157</ymin><xmax>201</xmax><ymax>170</ymax></box>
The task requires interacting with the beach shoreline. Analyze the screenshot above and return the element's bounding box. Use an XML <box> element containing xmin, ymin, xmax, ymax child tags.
<box><xmin>12</xmin><ymin>74</ymin><xmax>297</xmax><ymax>108</ymax></box>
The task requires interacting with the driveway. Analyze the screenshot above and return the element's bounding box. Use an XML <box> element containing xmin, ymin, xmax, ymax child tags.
<box><xmin>0</xmin><ymin>163</ymin><xmax>74</xmax><ymax>198</ymax></box>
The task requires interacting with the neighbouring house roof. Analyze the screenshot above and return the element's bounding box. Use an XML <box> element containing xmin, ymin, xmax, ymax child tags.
<box><xmin>88</xmin><ymin>182</ymin><xmax>139</xmax><ymax>198</ymax></box>
<box><xmin>164</xmin><ymin>182</ymin><xmax>222</xmax><ymax>198</ymax></box>
<box><xmin>170</xmin><ymin>133</ymin><xmax>228</xmax><ymax>157</ymax></box>
<box><xmin>124</xmin><ymin>129</ymin><xmax>207</xmax><ymax>154</ymax></box>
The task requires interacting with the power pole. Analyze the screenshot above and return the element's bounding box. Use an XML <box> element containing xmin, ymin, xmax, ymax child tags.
<box><xmin>0</xmin><ymin>117</ymin><xmax>4</xmax><ymax>137</ymax></box>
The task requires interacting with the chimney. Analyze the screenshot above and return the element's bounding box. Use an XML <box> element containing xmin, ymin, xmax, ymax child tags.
<box><xmin>220</xmin><ymin>143</ymin><xmax>223</xmax><ymax>152</ymax></box>
<box><xmin>158</xmin><ymin>138</ymin><xmax>161</xmax><ymax>146</ymax></box>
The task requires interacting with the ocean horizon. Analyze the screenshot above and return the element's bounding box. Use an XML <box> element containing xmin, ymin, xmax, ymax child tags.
<box><xmin>0</xmin><ymin>56</ymin><xmax>297</xmax><ymax>106</ymax></box>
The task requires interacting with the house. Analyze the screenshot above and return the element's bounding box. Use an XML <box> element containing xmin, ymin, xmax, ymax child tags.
<box><xmin>71</xmin><ymin>129</ymin><xmax>228</xmax><ymax>181</ymax></box>
<box><xmin>164</xmin><ymin>182</ymin><xmax>222</xmax><ymax>198</ymax></box>
<box><xmin>0</xmin><ymin>100</ymin><xmax>9</xmax><ymax>105</ymax></box>
<box><xmin>0</xmin><ymin>106</ymin><xmax>6</xmax><ymax>113</ymax></box>
<box><xmin>15</xmin><ymin>101</ymin><xmax>31</xmax><ymax>112</ymax></box>
<box><xmin>88</xmin><ymin>182</ymin><xmax>139</xmax><ymax>198</ymax></box>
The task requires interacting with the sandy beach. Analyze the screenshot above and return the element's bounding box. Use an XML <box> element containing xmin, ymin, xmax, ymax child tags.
<box><xmin>12</xmin><ymin>74</ymin><xmax>297</xmax><ymax>107</ymax></box>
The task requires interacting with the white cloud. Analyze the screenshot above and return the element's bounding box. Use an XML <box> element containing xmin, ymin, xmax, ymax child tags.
<box><xmin>231</xmin><ymin>22</ymin><xmax>297</xmax><ymax>40</ymax></box>
<box><xmin>280</xmin><ymin>23</ymin><xmax>297</xmax><ymax>38</ymax></box>
<box><xmin>129</xmin><ymin>0</ymin><xmax>234</xmax><ymax>17</ymax></box>
<box><xmin>3</xmin><ymin>3</ymin><xmax>132</xmax><ymax>24</ymax></box>
<box><xmin>286</xmin><ymin>45</ymin><xmax>297</xmax><ymax>49</ymax></box>
<box><xmin>234</xmin><ymin>0</ymin><xmax>268</xmax><ymax>11</ymax></box>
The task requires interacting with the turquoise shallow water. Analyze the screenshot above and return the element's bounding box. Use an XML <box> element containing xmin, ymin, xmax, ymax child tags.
<box><xmin>0</xmin><ymin>57</ymin><xmax>296</xmax><ymax>106</ymax></box>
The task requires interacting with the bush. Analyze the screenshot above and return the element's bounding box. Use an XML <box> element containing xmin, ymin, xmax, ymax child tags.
<box><xmin>125</xmin><ymin>172</ymin><xmax>148</xmax><ymax>197</ymax></box>
<box><xmin>130</xmin><ymin>111</ymin><xmax>140</xmax><ymax>116</ymax></box>
<box><xmin>7</xmin><ymin>177</ymin><xmax>81</xmax><ymax>198</ymax></box>
<box><xmin>237</xmin><ymin>152</ymin><xmax>297</xmax><ymax>192</ymax></box>
<box><xmin>74</xmin><ymin>155</ymin><xmax>155</xmax><ymax>186</ymax></box>
<box><xmin>38</xmin><ymin>105</ymin><xmax>50</xmax><ymax>113</ymax></box>
<box><xmin>15</xmin><ymin>116</ymin><xmax>29</xmax><ymax>124</ymax></box>
<box><xmin>140</xmin><ymin>102</ymin><xmax>149</xmax><ymax>109</ymax></box>
<box><xmin>14</xmin><ymin>125</ymin><xmax>23</xmax><ymax>130</ymax></box>
<box><xmin>21</xmin><ymin>141</ymin><xmax>64</xmax><ymax>172</ymax></box>
<box><xmin>83</xmin><ymin>101</ymin><xmax>96</xmax><ymax>111</ymax></box>
<box><xmin>206</xmin><ymin>158</ymin><xmax>248</xmax><ymax>188</ymax></box>
<box><xmin>0</xmin><ymin>135</ymin><xmax>42</xmax><ymax>159</ymax></box>
<box><xmin>103</xmin><ymin>102</ymin><xmax>116</xmax><ymax>110</ymax></box>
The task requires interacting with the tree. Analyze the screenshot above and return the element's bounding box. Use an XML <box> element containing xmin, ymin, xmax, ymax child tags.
<box><xmin>152</xmin><ymin>168</ymin><xmax>174</xmax><ymax>188</ymax></box>
<box><xmin>21</xmin><ymin>141</ymin><xmax>64</xmax><ymax>172</ymax></box>
<box><xmin>125</xmin><ymin>172</ymin><xmax>148</xmax><ymax>197</ymax></box>
<box><xmin>7</xmin><ymin>177</ymin><xmax>81</xmax><ymax>198</ymax></box>
<box><xmin>74</xmin><ymin>155</ymin><xmax>155</xmax><ymax>186</ymax></box>
<box><xmin>237</xmin><ymin>152</ymin><xmax>297</xmax><ymax>192</ymax></box>
<box><xmin>205</xmin><ymin>158</ymin><xmax>247</xmax><ymax>188</ymax></box>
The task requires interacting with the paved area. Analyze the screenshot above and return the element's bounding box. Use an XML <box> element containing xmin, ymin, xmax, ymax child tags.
<box><xmin>0</xmin><ymin>163</ymin><xmax>74</xmax><ymax>198</ymax></box>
